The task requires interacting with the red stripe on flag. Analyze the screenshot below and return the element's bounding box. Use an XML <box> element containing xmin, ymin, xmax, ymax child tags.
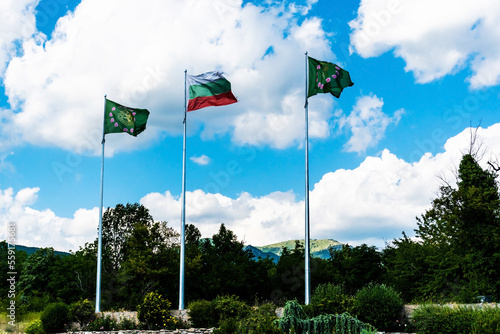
<box><xmin>187</xmin><ymin>91</ymin><xmax>237</xmax><ymax>112</ymax></box>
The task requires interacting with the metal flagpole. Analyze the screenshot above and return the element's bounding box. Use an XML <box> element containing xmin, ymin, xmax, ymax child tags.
<box><xmin>96</xmin><ymin>94</ymin><xmax>107</xmax><ymax>313</ymax></box>
<box><xmin>179</xmin><ymin>70</ymin><xmax>187</xmax><ymax>310</ymax></box>
<box><xmin>304</xmin><ymin>52</ymin><xmax>311</xmax><ymax>305</ymax></box>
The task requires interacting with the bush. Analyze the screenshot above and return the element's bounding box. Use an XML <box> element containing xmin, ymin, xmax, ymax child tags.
<box><xmin>118</xmin><ymin>317</ymin><xmax>138</xmax><ymax>330</ymax></box>
<box><xmin>410</xmin><ymin>304</ymin><xmax>500</xmax><ymax>334</ymax></box>
<box><xmin>309</xmin><ymin>283</ymin><xmax>353</xmax><ymax>316</ymax></box>
<box><xmin>40</xmin><ymin>302</ymin><xmax>69</xmax><ymax>333</ymax></box>
<box><xmin>275</xmin><ymin>300</ymin><xmax>376</xmax><ymax>334</ymax></box>
<box><xmin>472</xmin><ymin>306</ymin><xmax>500</xmax><ymax>334</ymax></box>
<box><xmin>236</xmin><ymin>303</ymin><xmax>281</xmax><ymax>334</ymax></box>
<box><xmin>83</xmin><ymin>315</ymin><xmax>117</xmax><ymax>331</ymax></box>
<box><xmin>410</xmin><ymin>305</ymin><xmax>475</xmax><ymax>334</ymax></box>
<box><xmin>213</xmin><ymin>295</ymin><xmax>251</xmax><ymax>323</ymax></box>
<box><xmin>352</xmin><ymin>283</ymin><xmax>403</xmax><ymax>331</ymax></box>
<box><xmin>188</xmin><ymin>299</ymin><xmax>218</xmax><ymax>328</ymax></box>
<box><xmin>214</xmin><ymin>317</ymin><xmax>239</xmax><ymax>334</ymax></box>
<box><xmin>68</xmin><ymin>299</ymin><xmax>95</xmax><ymax>327</ymax></box>
<box><xmin>25</xmin><ymin>319</ymin><xmax>45</xmax><ymax>334</ymax></box>
<box><xmin>137</xmin><ymin>291</ymin><xmax>178</xmax><ymax>330</ymax></box>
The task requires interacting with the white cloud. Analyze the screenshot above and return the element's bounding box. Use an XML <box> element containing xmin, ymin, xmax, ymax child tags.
<box><xmin>141</xmin><ymin>124</ymin><xmax>500</xmax><ymax>249</ymax></box>
<box><xmin>349</xmin><ymin>0</ymin><xmax>500</xmax><ymax>88</ymax></box>
<box><xmin>337</xmin><ymin>94</ymin><xmax>403</xmax><ymax>153</ymax></box>
<box><xmin>2</xmin><ymin>0</ymin><xmax>338</xmax><ymax>155</ymax></box>
<box><xmin>4</xmin><ymin>124</ymin><xmax>500</xmax><ymax>252</ymax></box>
<box><xmin>0</xmin><ymin>187</ymin><xmax>99</xmax><ymax>252</ymax></box>
<box><xmin>0</xmin><ymin>0</ymin><xmax>38</xmax><ymax>75</ymax></box>
<box><xmin>190</xmin><ymin>154</ymin><xmax>211</xmax><ymax>166</ymax></box>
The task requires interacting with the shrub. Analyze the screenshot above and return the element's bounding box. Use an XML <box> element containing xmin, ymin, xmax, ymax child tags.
<box><xmin>40</xmin><ymin>302</ymin><xmax>69</xmax><ymax>333</ymax></box>
<box><xmin>214</xmin><ymin>317</ymin><xmax>239</xmax><ymax>334</ymax></box>
<box><xmin>472</xmin><ymin>306</ymin><xmax>500</xmax><ymax>334</ymax></box>
<box><xmin>275</xmin><ymin>300</ymin><xmax>376</xmax><ymax>334</ymax></box>
<box><xmin>68</xmin><ymin>299</ymin><xmax>94</xmax><ymax>327</ymax></box>
<box><xmin>213</xmin><ymin>295</ymin><xmax>251</xmax><ymax>323</ymax></box>
<box><xmin>25</xmin><ymin>319</ymin><xmax>45</xmax><ymax>334</ymax></box>
<box><xmin>236</xmin><ymin>303</ymin><xmax>281</xmax><ymax>334</ymax></box>
<box><xmin>188</xmin><ymin>299</ymin><xmax>217</xmax><ymax>328</ymax></box>
<box><xmin>118</xmin><ymin>317</ymin><xmax>138</xmax><ymax>330</ymax></box>
<box><xmin>352</xmin><ymin>283</ymin><xmax>403</xmax><ymax>331</ymax></box>
<box><xmin>83</xmin><ymin>315</ymin><xmax>117</xmax><ymax>331</ymax></box>
<box><xmin>310</xmin><ymin>283</ymin><xmax>353</xmax><ymax>316</ymax></box>
<box><xmin>410</xmin><ymin>305</ymin><xmax>475</xmax><ymax>334</ymax></box>
<box><xmin>137</xmin><ymin>291</ymin><xmax>177</xmax><ymax>330</ymax></box>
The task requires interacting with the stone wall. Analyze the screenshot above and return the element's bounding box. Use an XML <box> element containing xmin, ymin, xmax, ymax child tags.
<box><xmin>71</xmin><ymin>329</ymin><xmax>214</xmax><ymax>334</ymax></box>
<box><xmin>97</xmin><ymin>309</ymin><xmax>190</xmax><ymax>325</ymax></box>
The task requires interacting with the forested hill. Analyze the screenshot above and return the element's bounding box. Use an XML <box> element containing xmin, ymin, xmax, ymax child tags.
<box><xmin>8</xmin><ymin>239</ymin><xmax>342</xmax><ymax>261</ymax></box>
<box><xmin>246</xmin><ymin>239</ymin><xmax>343</xmax><ymax>262</ymax></box>
<box><xmin>6</xmin><ymin>243</ymin><xmax>70</xmax><ymax>256</ymax></box>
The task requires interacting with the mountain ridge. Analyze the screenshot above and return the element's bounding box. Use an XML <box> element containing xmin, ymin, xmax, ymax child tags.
<box><xmin>246</xmin><ymin>238</ymin><xmax>342</xmax><ymax>262</ymax></box>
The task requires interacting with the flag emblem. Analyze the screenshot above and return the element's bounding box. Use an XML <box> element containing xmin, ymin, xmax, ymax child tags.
<box><xmin>307</xmin><ymin>57</ymin><xmax>353</xmax><ymax>99</ymax></box>
<box><xmin>104</xmin><ymin>99</ymin><xmax>150</xmax><ymax>136</ymax></box>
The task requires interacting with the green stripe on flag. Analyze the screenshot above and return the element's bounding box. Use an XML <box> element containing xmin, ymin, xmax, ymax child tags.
<box><xmin>189</xmin><ymin>78</ymin><xmax>232</xmax><ymax>99</ymax></box>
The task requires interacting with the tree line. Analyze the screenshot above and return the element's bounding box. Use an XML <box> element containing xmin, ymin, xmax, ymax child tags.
<box><xmin>1</xmin><ymin>152</ymin><xmax>499</xmax><ymax>312</ymax></box>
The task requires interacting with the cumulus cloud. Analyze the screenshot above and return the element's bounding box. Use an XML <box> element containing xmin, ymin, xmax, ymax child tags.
<box><xmin>0</xmin><ymin>187</ymin><xmax>98</xmax><ymax>252</ymax></box>
<box><xmin>337</xmin><ymin>95</ymin><xmax>403</xmax><ymax>153</ymax></box>
<box><xmin>4</xmin><ymin>125</ymin><xmax>500</xmax><ymax>252</ymax></box>
<box><xmin>0</xmin><ymin>0</ymin><xmax>38</xmax><ymax>75</ymax></box>
<box><xmin>141</xmin><ymin>125</ymin><xmax>500</xmax><ymax>249</ymax></box>
<box><xmin>1</xmin><ymin>0</ymin><xmax>339</xmax><ymax>155</ymax></box>
<box><xmin>349</xmin><ymin>0</ymin><xmax>500</xmax><ymax>88</ymax></box>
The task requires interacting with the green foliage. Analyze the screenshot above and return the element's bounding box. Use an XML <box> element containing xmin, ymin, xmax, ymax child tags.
<box><xmin>40</xmin><ymin>302</ymin><xmax>69</xmax><ymax>333</ymax></box>
<box><xmin>329</xmin><ymin>244</ymin><xmax>384</xmax><ymax>295</ymax></box>
<box><xmin>137</xmin><ymin>291</ymin><xmax>176</xmax><ymax>329</ymax></box>
<box><xmin>83</xmin><ymin>315</ymin><xmax>117</xmax><ymax>331</ymax></box>
<box><xmin>274</xmin><ymin>241</ymin><xmax>306</xmax><ymax>302</ymax></box>
<box><xmin>352</xmin><ymin>283</ymin><xmax>403</xmax><ymax>331</ymax></box>
<box><xmin>213</xmin><ymin>295</ymin><xmax>251</xmax><ymax>322</ymax></box>
<box><xmin>25</xmin><ymin>320</ymin><xmax>45</xmax><ymax>334</ymax></box>
<box><xmin>117</xmin><ymin>317</ymin><xmax>138</xmax><ymax>330</ymax></box>
<box><xmin>410</xmin><ymin>305</ymin><xmax>475</xmax><ymax>334</ymax></box>
<box><xmin>213</xmin><ymin>317</ymin><xmax>239</xmax><ymax>334</ymax></box>
<box><xmin>198</xmin><ymin>224</ymin><xmax>273</xmax><ymax>303</ymax></box>
<box><xmin>309</xmin><ymin>283</ymin><xmax>353</xmax><ymax>316</ymax></box>
<box><xmin>188</xmin><ymin>299</ymin><xmax>218</xmax><ymax>328</ymax></box>
<box><xmin>235</xmin><ymin>303</ymin><xmax>281</xmax><ymax>334</ymax></box>
<box><xmin>68</xmin><ymin>299</ymin><xmax>94</xmax><ymax>327</ymax></box>
<box><xmin>409</xmin><ymin>305</ymin><xmax>500</xmax><ymax>334</ymax></box>
<box><xmin>275</xmin><ymin>300</ymin><xmax>376</xmax><ymax>334</ymax></box>
<box><xmin>471</xmin><ymin>306</ymin><xmax>500</xmax><ymax>334</ymax></box>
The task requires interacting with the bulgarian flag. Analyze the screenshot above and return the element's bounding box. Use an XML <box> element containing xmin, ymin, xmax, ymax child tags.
<box><xmin>187</xmin><ymin>71</ymin><xmax>237</xmax><ymax>112</ymax></box>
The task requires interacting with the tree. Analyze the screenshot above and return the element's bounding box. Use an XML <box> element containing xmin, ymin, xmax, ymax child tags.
<box><xmin>414</xmin><ymin>153</ymin><xmax>500</xmax><ymax>301</ymax></box>
<box><xmin>117</xmin><ymin>220</ymin><xmax>179</xmax><ymax>309</ymax></box>
<box><xmin>196</xmin><ymin>224</ymin><xmax>273</xmax><ymax>303</ymax></box>
<box><xmin>273</xmin><ymin>241</ymin><xmax>306</xmax><ymax>302</ymax></box>
<box><xmin>98</xmin><ymin>203</ymin><xmax>155</xmax><ymax>309</ymax></box>
<box><xmin>382</xmin><ymin>233</ymin><xmax>434</xmax><ymax>302</ymax></box>
<box><xmin>328</xmin><ymin>244</ymin><xmax>383</xmax><ymax>295</ymax></box>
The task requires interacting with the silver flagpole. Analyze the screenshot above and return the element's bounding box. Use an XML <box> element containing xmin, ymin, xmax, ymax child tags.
<box><xmin>304</xmin><ymin>52</ymin><xmax>311</xmax><ymax>305</ymax></box>
<box><xmin>179</xmin><ymin>70</ymin><xmax>187</xmax><ymax>310</ymax></box>
<box><xmin>96</xmin><ymin>94</ymin><xmax>106</xmax><ymax>313</ymax></box>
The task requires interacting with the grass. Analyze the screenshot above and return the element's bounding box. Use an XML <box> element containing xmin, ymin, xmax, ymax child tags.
<box><xmin>0</xmin><ymin>312</ymin><xmax>41</xmax><ymax>333</ymax></box>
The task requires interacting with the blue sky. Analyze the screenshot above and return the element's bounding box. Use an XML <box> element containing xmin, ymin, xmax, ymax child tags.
<box><xmin>1</xmin><ymin>0</ymin><xmax>500</xmax><ymax>252</ymax></box>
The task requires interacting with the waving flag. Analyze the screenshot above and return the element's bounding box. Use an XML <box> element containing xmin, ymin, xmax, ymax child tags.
<box><xmin>187</xmin><ymin>71</ymin><xmax>237</xmax><ymax>111</ymax></box>
<box><xmin>307</xmin><ymin>57</ymin><xmax>354</xmax><ymax>99</ymax></box>
<box><xmin>104</xmin><ymin>99</ymin><xmax>150</xmax><ymax>136</ymax></box>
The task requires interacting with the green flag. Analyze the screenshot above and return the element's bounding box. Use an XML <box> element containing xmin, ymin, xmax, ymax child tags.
<box><xmin>104</xmin><ymin>99</ymin><xmax>150</xmax><ymax>136</ymax></box>
<box><xmin>307</xmin><ymin>57</ymin><xmax>353</xmax><ymax>99</ymax></box>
